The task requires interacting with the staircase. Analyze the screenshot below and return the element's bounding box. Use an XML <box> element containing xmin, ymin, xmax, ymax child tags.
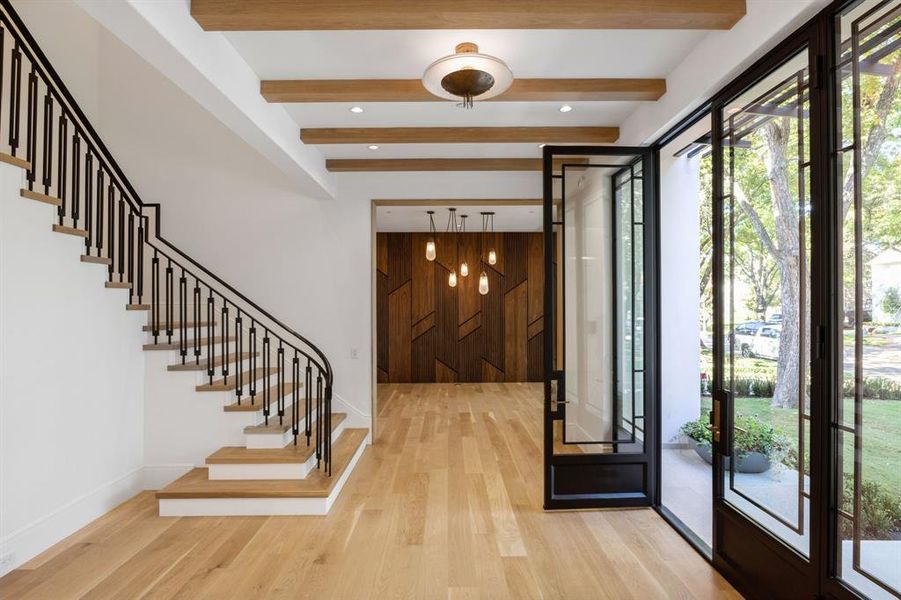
<box><xmin>0</xmin><ymin>1</ymin><xmax>368</xmax><ymax>516</ymax></box>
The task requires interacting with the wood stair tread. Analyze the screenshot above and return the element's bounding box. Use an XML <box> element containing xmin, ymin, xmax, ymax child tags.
<box><xmin>52</xmin><ymin>224</ymin><xmax>88</xmax><ymax>238</ymax></box>
<box><xmin>81</xmin><ymin>255</ymin><xmax>112</xmax><ymax>265</ymax></box>
<box><xmin>245</xmin><ymin>409</ymin><xmax>340</xmax><ymax>435</ymax></box>
<box><xmin>127</xmin><ymin>304</ymin><xmax>151</xmax><ymax>311</ymax></box>
<box><xmin>143</xmin><ymin>321</ymin><xmax>216</xmax><ymax>332</ymax></box>
<box><xmin>196</xmin><ymin>367</ymin><xmax>277</xmax><ymax>392</ymax></box>
<box><xmin>208</xmin><ymin>413</ymin><xmax>347</xmax><ymax>463</ymax></box>
<box><xmin>105</xmin><ymin>281</ymin><xmax>132</xmax><ymax>289</ymax></box>
<box><xmin>0</xmin><ymin>152</ymin><xmax>30</xmax><ymax>170</ymax></box>
<box><xmin>168</xmin><ymin>351</ymin><xmax>258</xmax><ymax>371</ymax></box>
<box><xmin>155</xmin><ymin>428</ymin><xmax>367</xmax><ymax>499</ymax></box>
<box><xmin>20</xmin><ymin>188</ymin><xmax>60</xmax><ymax>206</ymax></box>
<box><xmin>143</xmin><ymin>336</ymin><xmax>236</xmax><ymax>350</ymax></box>
<box><xmin>223</xmin><ymin>382</ymin><xmax>299</xmax><ymax>411</ymax></box>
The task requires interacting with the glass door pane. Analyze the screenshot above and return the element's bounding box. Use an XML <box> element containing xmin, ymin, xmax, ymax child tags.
<box><xmin>834</xmin><ymin>1</ymin><xmax>901</xmax><ymax>597</ymax></box>
<box><xmin>719</xmin><ymin>47</ymin><xmax>812</xmax><ymax>556</ymax></box>
<box><xmin>558</xmin><ymin>158</ymin><xmax>644</xmax><ymax>454</ymax></box>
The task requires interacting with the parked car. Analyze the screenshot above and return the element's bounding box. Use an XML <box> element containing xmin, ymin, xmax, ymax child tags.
<box><xmin>732</xmin><ymin>321</ymin><xmax>766</xmax><ymax>357</ymax></box>
<box><xmin>750</xmin><ymin>324</ymin><xmax>781</xmax><ymax>360</ymax></box>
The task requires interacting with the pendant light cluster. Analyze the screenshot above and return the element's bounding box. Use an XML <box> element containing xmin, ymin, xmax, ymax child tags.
<box><xmin>422</xmin><ymin>208</ymin><xmax>497</xmax><ymax>295</ymax></box>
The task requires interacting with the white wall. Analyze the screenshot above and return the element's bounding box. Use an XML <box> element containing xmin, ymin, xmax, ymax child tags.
<box><xmin>0</xmin><ymin>163</ymin><xmax>146</xmax><ymax>576</ymax></box>
<box><xmin>659</xmin><ymin>148</ymin><xmax>703</xmax><ymax>443</ymax></box>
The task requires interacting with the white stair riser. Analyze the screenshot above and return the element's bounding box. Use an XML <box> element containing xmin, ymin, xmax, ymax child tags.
<box><xmin>244</xmin><ymin>408</ymin><xmax>320</xmax><ymax>449</ymax></box>
<box><xmin>208</xmin><ymin>419</ymin><xmax>346</xmax><ymax>480</ymax></box>
<box><xmin>158</xmin><ymin>433</ymin><xmax>368</xmax><ymax>517</ymax></box>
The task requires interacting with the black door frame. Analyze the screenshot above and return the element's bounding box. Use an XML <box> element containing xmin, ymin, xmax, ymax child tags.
<box><xmin>541</xmin><ymin>145</ymin><xmax>659</xmax><ymax>510</ymax></box>
<box><xmin>649</xmin><ymin>1</ymin><xmax>885</xmax><ymax>599</ymax></box>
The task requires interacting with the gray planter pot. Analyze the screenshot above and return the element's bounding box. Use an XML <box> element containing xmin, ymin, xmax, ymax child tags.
<box><xmin>689</xmin><ymin>439</ymin><xmax>771</xmax><ymax>473</ymax></box>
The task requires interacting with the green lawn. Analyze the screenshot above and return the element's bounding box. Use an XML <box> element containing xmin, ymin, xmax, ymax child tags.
<box><xmin>699</xmin><ymin>396</ymin><xmax>901</xmax><ymax>493</ymax></box>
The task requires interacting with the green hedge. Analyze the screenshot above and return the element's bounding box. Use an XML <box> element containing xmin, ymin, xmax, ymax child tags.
<box><xmin>703</xmin><ymin>376</ymin><xmax>901</xmax><ymax>401</ymax></box>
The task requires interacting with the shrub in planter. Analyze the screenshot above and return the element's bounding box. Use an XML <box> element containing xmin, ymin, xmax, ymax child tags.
<box><xmin>679</xmin><ymin>414</ymin><xmax>789</xmax><ymax>473</ymax></box>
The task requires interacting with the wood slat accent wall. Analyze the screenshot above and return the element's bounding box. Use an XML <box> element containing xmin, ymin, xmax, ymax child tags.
<box><xmin>377</xmin><ymin>232</ymin><xmax>546</xmax><ymax>383</ymax></box>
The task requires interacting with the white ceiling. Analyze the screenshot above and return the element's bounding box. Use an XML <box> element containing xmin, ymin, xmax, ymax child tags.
<box><xmin>223</xmin><ymin>29</ymin><xmax>712</xmax><ymax>161</ymax></box>
<box><xmin>376</xmin><ymin>205</ymin><xmax>542</xmax><ymax>232</ymax></box>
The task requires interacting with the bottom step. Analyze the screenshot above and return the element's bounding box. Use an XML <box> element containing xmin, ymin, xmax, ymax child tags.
<box><xmin>155</xmin><ymin>428</ymin><xmax>368</xmax><ymax>516</ymax></box>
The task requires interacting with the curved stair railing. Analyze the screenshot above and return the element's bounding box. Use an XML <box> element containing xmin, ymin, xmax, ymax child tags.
<box><xmin>0</xmin><ymin>0</ymin><xmax>334</xmax><ymax>474</ymax></box>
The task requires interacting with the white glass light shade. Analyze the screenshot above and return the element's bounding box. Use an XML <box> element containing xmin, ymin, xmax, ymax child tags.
<box><xmin>478</xmin><ymin>271</ymin><xmax>489</xmax><ymax>295</ymax></box>
<box><xmin>422</xmin><ymin>49</ymin><xmax>513</xmax><ymax>102</ymax></box>
<box><xmin>460</xmin><ymin>261</ymin><xmax>469</xmax><ymax>277</ymax></box>
<box><xmin>488</xmin><ymin>249</ymin><xmax>497</xmax><ymax>265</ymax></box>
<box><xmin>448</xmin><ymin>269</ymin><xmax>458</xmax><ymax>288</ymax></box>
<box><xmin>425</xmin><ymin>239</ymin><xmax>436</xmax><ymax>261</ymax></box>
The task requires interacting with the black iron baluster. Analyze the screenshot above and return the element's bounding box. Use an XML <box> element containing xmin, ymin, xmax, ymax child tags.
<box><xmin>277</xmin><ymin>342</ymin><xmax>284</xmax><ymax>425</ymax></box>
<box><xmin>292</xmin><ymin>351</ymin><xmax>299</xmax><ymax>445</ymax></box>
<box><xmin>249</xmin><ymin>320</ymin><xmax>257</xmax><ymax>405</ymax></box>
<box><xmin>83</xmin><ymin>152</ymin><xmax>92</xmax><ymax>254</ymax></box>
<box><xmin>179</xmin><ymin>270</ymin><xmax>187</xmax><ymax>364</ymax></box>
<box><xmin>235</xmin><ymin>309</ymin><xmax>243</xmax><ymax>405</ymax></box>
<box><xmin>193</xmin><ymin>279</ymin><xmax>201</xmax><ymax>364</ymax></box>
<box><xmin>165</xmin><ymin>259</ymin><xmax>173</xmax><ymax>343</ymax></box>
<box><xmin>106</xmin><ymin>182</ymin><xmax>114</xmax><ymax>279</ymax></box>
<box><xmin>151</xmin><ymin>249</ymin><xmax>160</xmax><ymax>344</ymax></box>
<box><xmin>263</xmin><ymin>330</ymin><xmax>271</xmax><ymax>425</ymax></box>
<box><xmin>316</xmin><ymin>370</ymin><xmax>323</xmax><ymax>468</ymax></box>
<box><xmin>25</xmin><ymin>65</ymin><xmax>35</xmax><ymax>188</ymax></box>
<box><xmin>305</xmin><ymin>358</ymin><xmax>312</xmax><ymax>445</ymax></box>
<box><xmin>8</xmin><ymin>42</ymin><xmax>20</xmax><ymax>157</ymax></box>
<box><xmin>136</xmin><ymin>216</ymin><xmax>144</xmax><ymax>303</ymax></box>
<box><xmin>326</xmin><ymin>383</ymin><xmax>332</xmax><ymax>475</ymax></box>
<box><xmin>127</xmin><ymin>211</ymin><xmax>134</xmax><ymax>303</ymax></box>
<box><xmin>206</xmin><ymin>291</ymin><xmax>214</xmax><ymax>385</ymax></box>
<box><xmin>95</xmin><ymin>169</ymin><xmax>103</xmax><ymax>257</ymax></box>
<box><xmin>221</xmin><ymin>301</ymin><xmax>229</xmax><ymax>384</ymax></box>
<box><xmin>41</xmin><ymin>88</ymin><xmax>52</xmax><ymax>196</ymax></box>
<box><xmin>56</xmin><ymin>112</ymin><xmax>66</xmax><ymax>225</ymax></box>
<box><xmin>72</xmin><ymin>133</ymin><xmax>80</xmax><ymax>229</ymax></box>
<box><xmin>117</xmin><ymin>197</ymin><xmax>125</xmax><ymax>283</ymax></box>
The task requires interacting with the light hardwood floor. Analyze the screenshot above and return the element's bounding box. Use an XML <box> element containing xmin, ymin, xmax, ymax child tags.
<box><xmin>0</xmin><ymin>383</ymin><xmax>740</xmax><ymax>599</ymax></box>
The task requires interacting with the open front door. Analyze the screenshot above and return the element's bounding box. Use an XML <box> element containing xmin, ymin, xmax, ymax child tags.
<box><xmin>542</xmin><ymin>146</ymin><xmax>657</xmax><ymax>509</ymax></box>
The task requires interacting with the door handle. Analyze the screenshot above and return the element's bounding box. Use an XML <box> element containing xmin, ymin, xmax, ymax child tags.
<box><xmin>711</xmin><ymin>389</ymin><xmax>732</xmax><ymax>456</ymax></box>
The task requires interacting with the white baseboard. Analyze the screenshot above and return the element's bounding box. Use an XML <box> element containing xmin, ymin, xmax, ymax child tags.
<box><xmin>0</xmin><ymin>467</ymin><xmax>144</xmax><ymax>577</ymax></box>
<box><xmin>142</xmin><ymin>464</ymin><xmax>194</xmax><ymax>490</ymax></box>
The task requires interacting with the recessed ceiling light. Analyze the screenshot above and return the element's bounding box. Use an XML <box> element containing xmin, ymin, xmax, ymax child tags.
<box><xmin>350</xmin><ymin>106</ymin><xmax>364</xmax><ymax>113</ymax></box>
<box><xmin>559</xmin><ymin>105</ymin><xmax>573</xmax><ymax>113</ymax></box>
<box><xmin>368</xmin><ymin>145</ymin><xmax>379</xmax><ymax>150</ymax></box>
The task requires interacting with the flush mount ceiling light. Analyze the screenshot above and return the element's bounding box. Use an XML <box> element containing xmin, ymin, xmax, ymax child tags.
<box><xmin>368</xmin><ymin>145</ymin><xmax>379</xmax><ymax>150</ymax></box>
<box><xmin>559</xmin><ymin>104</ymin><xmax>573</xmax><ymax>113</ymax></box>
<box><xmin>349</xmin><ymin>106</ymin><xmax>364</xmax><ymax>113</ymax></box>
<box><xmin>422</xmin><ymin>42</ymin><xmax>513</xmax><ymax>109</ymax></box>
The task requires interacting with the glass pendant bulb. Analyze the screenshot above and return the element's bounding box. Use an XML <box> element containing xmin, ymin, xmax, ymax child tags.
<box><xmin>488</xmin><ymin>249</ymin><xmax>497</xmax><ymax>265</ymax></box>
<box><xmin>425</xmin><ymin>239</ymin><xmax>436</xmax><ymax>261</ymax></box>
<box><xmin>448</xmin><ymin>269</ymin><xmax>458</xmax><ymax>288</ymax></box>
<box><xmin>478</xmin><ymin>271</ymin><xmax>489</xmax><ymax>295</ymax></box>
<box><xmin>460</xmin><ymin>261</ymin><xmax>469</xmax><ymax>277</ymax></box>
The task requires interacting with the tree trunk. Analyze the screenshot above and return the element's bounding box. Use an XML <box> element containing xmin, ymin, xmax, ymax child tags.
<box><xmin>762</xmin><ymin>119</ymin><xmax>802</xmax><ymax>409</ymax></box>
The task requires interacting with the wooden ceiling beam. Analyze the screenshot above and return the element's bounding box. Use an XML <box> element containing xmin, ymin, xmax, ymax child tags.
<box><xmin>302</xmin><ymin>126</ymin><xmax>618</xmax><ymax>145</ymax></box>
<box><xmin>326</xmin><ymin>158</ymin><xmax>590</xmax><ymax>172</ymax></box>
<box><xmin>192</xmin><ymin>0</ymin><xmax>746</xmax><ymax>31</ymax></box>
<box><xmin>262</xmin><ymin>78</ymin><xmax>666</xmax><ymax>103</ymax></box>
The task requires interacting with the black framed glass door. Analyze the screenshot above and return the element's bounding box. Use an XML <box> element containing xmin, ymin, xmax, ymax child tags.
<box><xmin>710</xmin><ymin>20</ymin><xmax>827</xmax><ymax>597</ymax></box>
<box><xmin>542</xmin><ymin>146</ymin><xmax>657</xmax><ymax>509</ymax></box>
